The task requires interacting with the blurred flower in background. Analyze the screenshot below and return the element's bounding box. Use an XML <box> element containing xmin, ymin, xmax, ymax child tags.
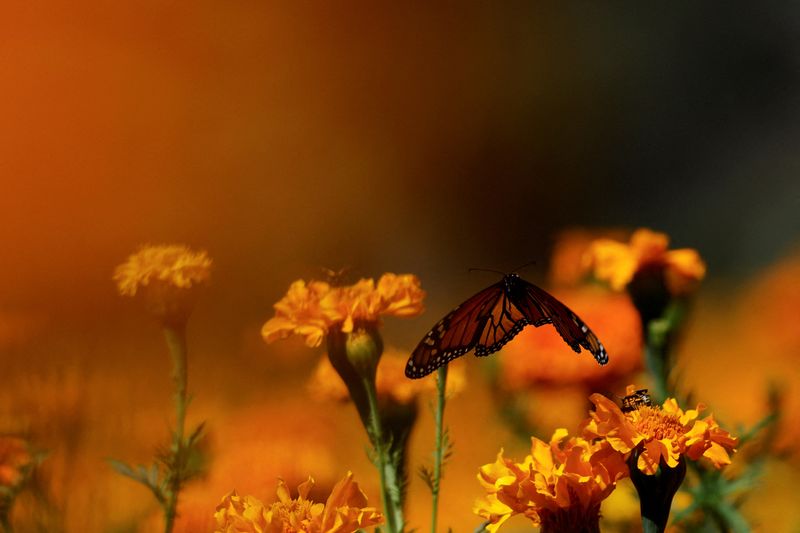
<box><xmin>0</xmin><ymin>436</ymin><xmax>31</xmax><ymax>488</ymax></box>
<box><xmin>584</xmin><ymin>229</ymin><xmax>706</xmax><ymax>296</ymax></box>
<box><xmin>547</xmin><ymin>228</ymin><xmax>630</xmax><ymax>288</ymax></box>
<box><xmin>114</xmin><ymin>244</ymin><xmax>212</xmax><ymax>326</ymax></box>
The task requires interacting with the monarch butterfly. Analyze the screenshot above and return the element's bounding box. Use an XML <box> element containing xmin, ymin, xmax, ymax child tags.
<box><xmin>621</xmin><ymin>389</ymin><xmax>653</xmax><ymax>413</ymax></box>
<box><xmin>405</xmin><ymin>273</ymin><xmax>607</xmax><ymax>378</ymax></box>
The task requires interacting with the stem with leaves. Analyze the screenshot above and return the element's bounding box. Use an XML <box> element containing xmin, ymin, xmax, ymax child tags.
<box><xmin>163</xmin><ymin>325</ymin><xmax>188</xmax><ymax>533</ymax></box>
<box><xmin>363</xmin><ymin>376</ymin><xmax>404</xmax><ymax>533</ymax></box>
<box><xmin>430</xmin><ymin>365</ymin><xmax>448</xmax><ymax>533</ymax></box>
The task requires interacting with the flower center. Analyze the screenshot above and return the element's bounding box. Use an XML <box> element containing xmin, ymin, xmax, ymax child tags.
<box><xmin>634</xmin><ymin>406</ymin><xmax>684</xmax><ymax>440</ymax></box>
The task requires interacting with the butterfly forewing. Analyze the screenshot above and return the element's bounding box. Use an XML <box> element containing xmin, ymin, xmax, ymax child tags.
<box><xmin>405</xmin><ymin>283</ymin><xmax>503</xmax><ymax>378</ymax></box>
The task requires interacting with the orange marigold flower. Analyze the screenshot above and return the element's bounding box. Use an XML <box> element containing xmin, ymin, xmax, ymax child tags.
<box><xmin>582</xmin><ymin>386</ymin><xmax>738</xmax><ymax>475</ymax></box>
<box><xmin>113</xmin><ymin>244</ymin><xmax>212</xmax><ymax>324</ymax></box>
<box><xmin>262</xmin><ymin>280</ymin><xmax>334</xmax><ymax>347</ymax></box>
<box><xmin>214</xmin><ymin>472</ymin><xmax>383</xmax><ymax>533</ymax></box>
<box><xmin>474</xmin><ymin>429</ymin><xmax>628</xmax><ymax>532</ymax></box>
<box><xmin>262</xmin><ymin>274</ymin><xmax>425</xmax><ymax>347</ymax></box>
<box><xmin>321</xmin><ymin>274</ymin><xmax>426</xmax><ymax>333</ymax></box>
<box><xmin>500</xmin><ymin>288</ymin><xmax>641</xmax><ymax>389</ymax></box>
<box><xmin>584</xmin><ymin>228</ymin><xmax>705</xmax><ymax>296</ymax></box>
<box><xmin>0</xmin><ymin>436</ymin><xmax>32</xmax><ymax>487</ymax></box>
<box><xmin>309</xmin><ymin>348</ymin><xmax>465</xmax><ymax>406</ymax></box>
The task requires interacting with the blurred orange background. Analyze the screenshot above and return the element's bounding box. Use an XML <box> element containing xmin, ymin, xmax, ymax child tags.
<box><xmin>1</xmin><ymin>2</ymin><xmax>799</xmax><ymax>532</ymax></box>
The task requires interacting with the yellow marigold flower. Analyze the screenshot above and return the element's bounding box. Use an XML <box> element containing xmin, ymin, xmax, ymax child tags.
<box><xmin>309</xmin><ymin>348</ymin><xmax>465</xmax><ymax>405</ymax></box>
<box><xmin>262</xmin><ymin>274</ymin><xmax>425</xmax><ymax>347</ymax></box>
<box><xmin>0</xmin><ymin>436</ymin><xmax>31</xmax><ymax>487</ymax></box>
<box><xmin>214</xmin><ymin>472</ymin><xmax>383</xmax><ymax>533</ymax></box>
<box><xmin>584</xmin><ymin>228</ymin><xmax>705</xmax><ymax>295</ymax></box>
<box><xmin>548</xmin><ymin>227</ymin><xmax>630</xmax><ymax>287</ymax></box>
<box><xmin>113</xmin><ymin>244</ymin><xmax>212</xmax><ymax>324</ymax></box>
<box><xmin>582</xmin><ymin>386</ymin><xmax>738</xmax><ymax>475</ymax></box>
<box><xmin>114</xmin><ymin>244</ymin><xmax>211</xmax><ymax>296</ymax></box>
<box><xmin>474</xmin><ymin>429</ymin><xmax>628</xmax><ymax>532</ymax></box>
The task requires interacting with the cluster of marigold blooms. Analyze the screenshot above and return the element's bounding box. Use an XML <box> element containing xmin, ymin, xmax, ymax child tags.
<box><xmin>111</xmin><ymin>248</ymin><xmax>432</xmax><ymax>532</ymax></box>
<box><xmin>261</xmin><ymin>273</ymin><xmax>427</xmax><ymax>348</ymax></box>
<box><xmin>0</xmin><ymin>228</ymin><xmax>730</xmax><ymax>532</ymax></box>
<box><xmin>474</xmin><ymin>385</ymin><xmax>737</xmax><ymax>532</ymax></box>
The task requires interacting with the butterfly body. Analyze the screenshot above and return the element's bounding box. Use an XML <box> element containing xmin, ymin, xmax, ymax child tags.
<box><xmin>405</xmin><ymin>273</ymin><xmax>607</xmax><ymax>379</ymax></box>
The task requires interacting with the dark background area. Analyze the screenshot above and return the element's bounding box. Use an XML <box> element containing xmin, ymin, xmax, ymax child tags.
<box><xmin>1</xmin><ymin>3</ymin><xmax>798</xmax><ymax>321</ymax></box>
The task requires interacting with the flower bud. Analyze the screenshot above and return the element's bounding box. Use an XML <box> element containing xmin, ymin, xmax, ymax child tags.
<box><xmin>345</xmin><ymin>326</ymin><xmax>384</xmax><ymax>380</ymax></box>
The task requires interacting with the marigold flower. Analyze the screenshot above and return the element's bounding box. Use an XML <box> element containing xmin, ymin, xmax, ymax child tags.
<box><xmin>474</xmin><ymin>429</ymin><xmax>628</xmax><ymax>532</ymax></box>
<box><xmin>548</xmin><ymin>228</ymin><xmax>630</xmax><ymax>287</ymax></box>
<box><xmin>214</xmin><ymin>472</ymin><xmax>383</xmax><ymax>533</ymax></box>
<box><xmin>584</xmin><ymin>228</ymin><xmax>705</xmax><ymax>296</ymax></box>
<box><xmin>262</xmin><ymin>274</ymin><xmax>425</xmax><ymax>348</ymax></box>
<box><xmin>582</xmin><ymin>386</ymin><xmax>738</xmax><ymax>475</ymax></box>
<box><xmin>114</xmin><ymin>244</ymin><xmax>212</xmax><ymax>296</ymax></box>
<box><xmin>0</xmin><ymin>436</ymin><xmax>31</xmax><ymax>487</ymax></box>
<box><xmin>262</xmin><ymin>280</ymin><xmax>334</xmax><ymax>348</ymax></box>
<box><xmin>114</xmin><ymin>244</ymin><xmax>212</xmax><ymax>325</ymax></box>
<box><xmin>309</xmin><ymin>348</ymin><xmax>465</xmax><ymax>406</ymax></box>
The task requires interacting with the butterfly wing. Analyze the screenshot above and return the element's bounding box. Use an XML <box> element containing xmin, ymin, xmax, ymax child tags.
<box><xmin>510</xmin><ymin>279</ymin><xmax>608</xmax><ymax>365</ymax></box>
<box><xmin>405</xmin><ymin>282</ymin><xmax>505</xmax><ymax>378</ymax></box>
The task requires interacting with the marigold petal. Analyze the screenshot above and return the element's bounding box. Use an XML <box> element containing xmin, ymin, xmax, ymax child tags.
<box><xmin>664</xmin><ymin>248</ymin><xmax>706</xmax><ymax>295</ymax></box>
<box><xmin>630</xmin><ymin>229</ymin><xmax>669</xmax><ymax>261</ymax></box>
<box><xmin>585</xmin><ymin>240</ymin><xmax>637</xmax><ymax>290</ymax></box>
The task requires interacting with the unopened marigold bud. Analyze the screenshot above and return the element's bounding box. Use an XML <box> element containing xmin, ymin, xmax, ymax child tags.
<box><xmin>345</xmin><ymin>326</ymin><xmax>384</xmax><ymax>380</ymax></box>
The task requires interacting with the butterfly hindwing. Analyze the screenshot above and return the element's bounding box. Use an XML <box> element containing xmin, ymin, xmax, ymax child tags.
<box><xmin>513</xmin><ymin>279</ymin><xmax>608</xmax><ymax>365</ymax></box>
<box><xmin>474</xmin><ymin>290</ymin><xmax>529</xmax><ymax>356</ymax></box>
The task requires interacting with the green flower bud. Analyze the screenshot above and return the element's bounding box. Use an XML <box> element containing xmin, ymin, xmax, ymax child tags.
<box><xmin>345</xmin><ymin>326</ymin><xmax>384</xmax><ymax>380</ymax></box>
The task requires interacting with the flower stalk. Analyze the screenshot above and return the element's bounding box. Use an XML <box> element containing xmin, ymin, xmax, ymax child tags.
<box><xmin>111</xmin><ymin>245</ymin><xmax>210</xmax><ymax>533</ymax></box>
<box><xmin>163</xmin><ymin>324</ymin><xmax>188</xmax><ymax>533</ymax></box>
<box><xmin>327</xmin><ymin>325</ymin><xmax>405</xmax><ymax>533</ymax></box>
<box><xmin>364</xmin><ymin>375</ymin><xmax>404</xmax><ymax>533</ymax></box>
<box><xmin>430</xmin><ymin>365</ymin><xmax>448</xmax><ymax>533</ymax></box>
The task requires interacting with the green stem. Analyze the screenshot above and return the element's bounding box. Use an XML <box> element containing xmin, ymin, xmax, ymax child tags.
<box><xmin>643</xmin><ymin>322</ymin><xmax>669</xmax><ymax>404</ymax></box>
<box><xmin>163</xmin><ymin>325</ymin><xmax>188</xmax><ymax>533</ymax></box>
<box><xmin>363</xmin><ymin>377</ymin><xmax>404</xmax><ymax>533</ymax></box>
<box><xmin>641</xmin><ymin>516</ymin><xmax>665</xmax><ymax>533</ymax></box>
<box><xmin>430</xmin><ymin>365</ymin><xmax>448</xmax><ymax>533</ymax></box>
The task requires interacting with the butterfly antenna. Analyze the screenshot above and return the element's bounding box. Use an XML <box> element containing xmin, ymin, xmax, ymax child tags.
<box><xmin>510</xmin><ymin>259</ymin><xmax>539</xmax><ymax>273</ymax></box>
